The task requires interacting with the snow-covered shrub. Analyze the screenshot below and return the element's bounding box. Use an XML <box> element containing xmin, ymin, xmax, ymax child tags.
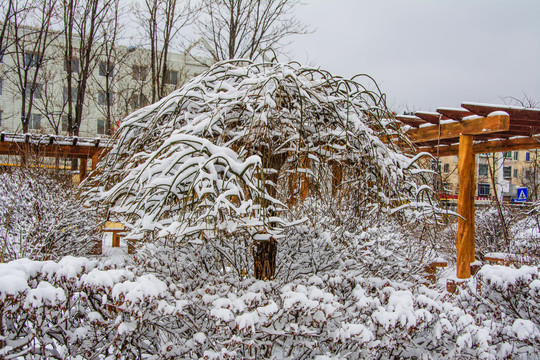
<box><xmin>511</xmin><ymin>215</ymin><xmax>540</xmax><ymax>264</ymax></box>
<box><xmin>0</xmin><ymin>167</ymin><xmax>100</xmax><ymax>261</ymax></box>
<box><xmin>84</xmin><ymin>60</ymin><xmax>444</xmax><ymax>279</ymax></box>
<box><xmin>474</xmin><ymin>206</ymin><xmax>519</xmax><ymax>258</ymax></box>
<box><xmin>1</xmin><ymin>256</ymin><xmax>539</xmax><ymax>359</ymax></box>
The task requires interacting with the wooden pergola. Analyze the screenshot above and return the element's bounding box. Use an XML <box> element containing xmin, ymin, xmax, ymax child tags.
<box><xmin>0</xmin><ymin>133</ymin><xmax>106</xmax><ymax>181</ymax></box>
<box><xmin>396</xmin><ymin>102</ymin><xmax>540</xmax><ymax>279</ymax></box>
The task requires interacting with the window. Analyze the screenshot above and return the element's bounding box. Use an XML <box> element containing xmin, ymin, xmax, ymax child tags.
<box><xmin>98</xmin><ymin>91</ymin><xmax>114</xmax><ymax>105</ymax></box>
<box><xmin>514</xmin><ymin>169</ymin><xmax>518</xmax><ymax>178</ymax></box>
<box><xmin>63</xmin><ymin>87</ymin><xmax>77</xmax><ymax>103</ymax></box>
<box><xmin>478</xmin><ymin>183</ymin><xmax>490</xmax><ymax>196</ymax></box>
<box><xmin>514</xmin><ymin>151</ymin><xmax>519</xmax><ymax>160</ymax></box>
<box><xmin>164</xmin><ymin>69</ymin><xmax>178</xmax><ymax>85</ymax></box>
<box><xmin>526</xmin><ymin>152</ymin><xmax>531</xmax><ymax>162</ymax></box>
<box><xmin>478</xmin><ymin>164</ymin><xmax>489</xmax><ymax>176</ymax></box>
<box><xmin>525</xmin><ymin>170</ymin><xmax>532</xmax><ymax>180</ymax></box>
<box><xmin>99</xmin><ymin>61</ymin><xmax>114</xmax><ymax>77</ymax></box>
<box><xmin>480</xmin><ymin>153</ymin><xmax>492</xmax><ymax>157</ymax></box>
<box><xmin>504</xmin><ymin>152</ymin><xmax>512</xmax><ymax>159</ymax></box>
<box><xmin>503</xmin><ymin>166</ymin><xmax>512</xmax><ymax>179</ymax></box>
<box><xmin>64</xmin><ymin>58</ymin><xmax>80</xmax><ymax>73</ymax></box>
<box><xmin>25</xmin><ymin>83</ymin><xmax>42</xmax><ymax>99</ymax></box>
<box><xmin>130</xmin><ymin>93</ymin><xmax>149</xmax><ymax>109</ymax></box>
<box><xmin>443</xmin><ymin>163</ymin><xmax>449</xmax><ymax>173</ymax></box>
<box><xmin>97</xmin><ymin>119</ymin><xmax>107</xmax><ymax>135</ymax></box>
<box><xmin>29</xmin><ymin>114</ymin><xmax>41</xmax><ymax>129</ymax></box>
<box><xmin>24</xmin><ymin>52</ymin><xmax>42</xmax><ymax>68</ymax></box>
<box><xmin>132</xmin><ymin>65</ymin><xmax>148</xmax><ymax>81</ymax></box>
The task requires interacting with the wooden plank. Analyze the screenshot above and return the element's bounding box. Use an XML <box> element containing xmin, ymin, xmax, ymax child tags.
<box><xmin>406</xmin><ymin>114</ymin><xmax>510</xmax><ymax>143</ymax></box>
<box><xmin>418</xmin><ymin>135</ymin><xmax>540</xmax><ymax>157</ymax></box>
<box><xmin>436</xmin><ymin>107</ymin><xmax>474</xmax><ymax>121</ymax></box>
<box><xmin>462</xmin><ymin>102</ymin><xmax>540</xmax><ymax>121</ymax></box>
<box><xmin>415</xmin><ymin>111</ymin><xmax>441</xmax><ymax>125</ymax></box>
<box><xmin>456</xmin><ymin>134</ymin><xmax>475</xmax><ymax>279</ymax></box>
<box><xmin>396</xmin><ymin>115</ymin><xmax>426</xmax><ymax>128</ymax></box>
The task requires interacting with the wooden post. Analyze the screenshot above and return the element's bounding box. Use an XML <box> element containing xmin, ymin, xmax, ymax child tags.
<box><xmin>331</xmin><ymin>161</ymin><xmax>342</xmax><ymax>197</ymax></box>
<box><xmin>91</xmin><ymin>153</ymin><xmax>99</xmax><ymax>171</ymax></box>
<box><xmin>456</xmin><ymin>134</ymin><xmax>475</xmax><ymax>279</ymax></box>
<box><xmin>79</xmin><ymin>158</ymin><xmax>87</xmax><ymax>182</ymax></box>
<box><xmin>300</xmin><ymin>155</ymin><xmax>310</xmax><ymax>201</ymax></box>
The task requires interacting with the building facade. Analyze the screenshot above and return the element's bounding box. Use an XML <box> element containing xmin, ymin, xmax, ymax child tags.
<box><xmin>437</xmin><ymin>150</ymin><xmax>540</xmax><ymax>202</ymax></box>
<box><xmin>0</xmin><ymin>33</ymin><xmax>209</xmax><ymax>138</ymax></box>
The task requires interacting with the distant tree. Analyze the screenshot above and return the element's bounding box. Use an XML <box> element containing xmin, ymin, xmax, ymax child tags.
<box><xmin>134</xmin><ymin>0</ymin><xmax>193</xmax><ymax>102</ymax></box>
<box><xmin>61</xmin><ymin>0</ymin><xmax>118</xmax><ymax>136</ymax></box>
<box><xmin>196</xmin><ymin>0</ymin><xmax>307</xmax><ymax>61</ymax></box>
<box><xmin>0</xmin><ymin>0</ymin><xmax>29</xmax><ymax>58</ymax></box>
<box><xmin>4</xmin><ymin>0</ymin><xmax>58</xmax><ymax>133</ymax></box>
<box><xmin>91</xmin><ymin>0</ymin><xmax>123</xmax><ymax>135</ymax></box>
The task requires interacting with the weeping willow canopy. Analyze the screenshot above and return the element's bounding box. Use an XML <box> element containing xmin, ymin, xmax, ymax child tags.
<box><xmin>87</xmin><ymin>60</ymin><xmax>442</xmax><ymax>243</ymax></box>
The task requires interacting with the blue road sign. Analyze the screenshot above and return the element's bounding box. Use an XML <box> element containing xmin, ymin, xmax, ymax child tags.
<box><xmin>515</xmin><ymin>187</ymin><xmax>528</xmax><ymax>202</ymax></box>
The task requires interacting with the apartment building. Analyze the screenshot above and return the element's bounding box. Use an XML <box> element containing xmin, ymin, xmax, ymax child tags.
<box><xmin>0</xmin><ymin>33</ymin><xmax>209</xmax><ymax>138</ymax></box>
<box><xmin>437</xmin><ymin>151</ymin><xmax>540</xmax><ymax>201</ymax></box>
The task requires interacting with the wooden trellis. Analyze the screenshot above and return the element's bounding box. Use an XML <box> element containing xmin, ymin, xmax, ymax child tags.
<box><xmin>396</xmin><ymin>102</ymin><xmax>540</xmax><ymax>278</ymax></box>
<box><xmin>0</xmin><ymin>133</ymin><xmax>106</xmax><ymax>181</ymax></box>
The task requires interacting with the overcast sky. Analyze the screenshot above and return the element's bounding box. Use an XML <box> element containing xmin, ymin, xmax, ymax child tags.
<box><xmin>285</xmin><ymin>0</ymin><xmax>540</xmax><ymax>113</ymax></box>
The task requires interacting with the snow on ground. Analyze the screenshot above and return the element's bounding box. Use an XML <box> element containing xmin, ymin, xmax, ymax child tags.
<box><xmin>1</xmin><ymin>225</ymin><xmax>539</xmax><ymax>359</ymax></box>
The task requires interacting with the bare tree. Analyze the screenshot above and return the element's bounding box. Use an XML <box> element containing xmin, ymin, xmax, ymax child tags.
<box><xmin>4</xmin><ymin>0</ymin><xmax>58</xmax><ymax>133</ymax></box>
<box><xmin>61</xmin><ymin>0</ymin><xmax>117</xmax><ymax>136</ymax></box>
<box><xmin>197</xmin><ymin>0</ymin><xmax>307</xmax><ymax>61</ymax></box>
<box><xmin>91</xmin><ymin>0</ymin><xmax>123</xmax><ymax>135</ymax></box>
<box><xmin>134</xmin><ymin>0</ymin><xmax>193</xmax><ymax>102</ymax></box>
<box><xmin>0</xmin><ymin>0</ymin><xmax>25</xmax><ymax>57</ymax></box>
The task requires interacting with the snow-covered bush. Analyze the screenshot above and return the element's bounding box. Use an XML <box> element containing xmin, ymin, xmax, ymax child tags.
<box><xmin>0</xmin><ymin>167</ymin><xmax>100</xmax><ymax>262</ymax></box>
<box><xmin>85</xmin><ymin>60</ymin><xmax>444</xmax><ymax>279</ymax></box>
<box><xmin>1</xmin><ymin>256</ymin><xmax>538</xmax><ymax>359</ymax></box>
<box><xmin>474</xmin><ymin>206</ymin><xmax>519</xmax><ymax>257</ymax></box>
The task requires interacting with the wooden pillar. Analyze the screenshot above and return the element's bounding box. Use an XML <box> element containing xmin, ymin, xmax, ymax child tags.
<box><xmin>79</xmin><ymin>158</ymin><xmax>87</xmax><ymax>182</ymax></box>
<box><xmin>331</xmin><ymin>161</ymin><xmax>342</xmax><ymax>197</ymax></box>
<box><xmin>456</xmin><ymin>134</ymin><xmax>476</xmax><ymax>279</ymax></box>
<box><xmin>91</xmin><ymin>153</ymin><xmax>99</xmax><ymax>171</ymax></box>
<box><xmin>300</xmin><ymin>155</ymin><xmax>310</xmax><ymax>201</ymax></box>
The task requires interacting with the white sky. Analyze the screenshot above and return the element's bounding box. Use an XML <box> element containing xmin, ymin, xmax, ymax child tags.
<box><xmin>285</xmin><ymin>0</ymin><xmax>540</xmax><ymax>113</ymax></box>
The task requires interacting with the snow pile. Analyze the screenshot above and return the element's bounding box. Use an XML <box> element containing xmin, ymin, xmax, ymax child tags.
<box><xmin>0</xmin><ymin>256</ymin><xmax>538</xmax><ymax>358</ymax></box>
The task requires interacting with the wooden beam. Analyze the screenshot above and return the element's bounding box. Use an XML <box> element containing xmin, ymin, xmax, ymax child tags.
<box><xmin>418</xmin><ymin>135</ymin><xmax>540</xmax><ymax>157</ymax></box>
<box><xmin>396</xmin><ymin>115</ymin><xmax>426</xmax><ymax>128</ymax></box>
<box><xmin>456</xmin><ymin>134</ymin><xmax>475</xmax><ymax>279</ymax></box>
<box><xmin>406</xmin><ymin>114</ymin><xmax>510</xmax><ymax>143</ymax></box>
<box><xmin>0</xmin><ymin>142</ymin><xmax>103</xmax><ymax>158</ymax></box>
<box><xmin>462</xmin><ymin>102</ymin><xmax>540</xmax><ymax>120</ymax></box>
<box><xmin>415</xmin><ymin>111</ymin><xmax>441</xmax><ymax>125</ymax></box>
<box><xmin>436</xmin><ymin>107</ymin><xmax>474</xmax><ymax>121</ymax></box>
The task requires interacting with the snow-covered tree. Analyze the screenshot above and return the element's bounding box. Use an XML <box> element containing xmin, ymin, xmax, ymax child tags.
<box><xmin>86</xmin><ymin>60</ymin><xmax>442</xmax><ymax>279</ymax></box>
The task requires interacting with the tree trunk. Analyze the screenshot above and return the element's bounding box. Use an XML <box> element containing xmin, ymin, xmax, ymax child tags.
<box><xmin>253</xmin><ymin>238</ymin><xmax>277</xmax><ymax>280</ymax></box>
